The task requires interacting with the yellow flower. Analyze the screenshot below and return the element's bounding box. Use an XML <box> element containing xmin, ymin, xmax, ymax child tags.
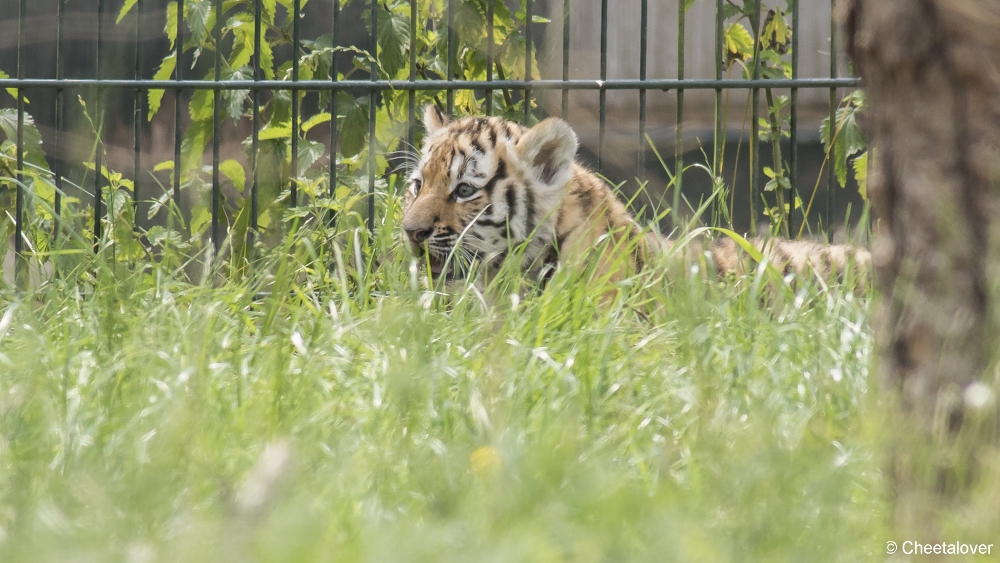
<box><xmin>470</xmin><ymin>446</ymin><xmax>501</xmax><ymax>477</ymax></box>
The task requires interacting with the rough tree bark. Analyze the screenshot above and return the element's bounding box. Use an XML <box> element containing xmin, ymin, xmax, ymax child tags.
<box><xmin>839</xmin><ymin>0</ymin><xmax>1000</xmax><ymax>540</ymax></box>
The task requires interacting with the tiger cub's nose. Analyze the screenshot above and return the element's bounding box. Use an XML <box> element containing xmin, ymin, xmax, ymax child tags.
<box><xmin>405</xmin><ymin>227</ymin><xmax>433</xmax><ymax>244</ymax></box>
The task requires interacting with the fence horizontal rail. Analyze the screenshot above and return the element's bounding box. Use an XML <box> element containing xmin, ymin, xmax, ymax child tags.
<box><xmin>0</xmin><ymin>78</ymin><xmax>861</xmax><ymax>92</ymax></box>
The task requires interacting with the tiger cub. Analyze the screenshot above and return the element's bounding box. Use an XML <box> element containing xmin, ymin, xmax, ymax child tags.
<box><xmin>401</xmin><ymin>105</ymin><xmax>870</xmax><ymax>290</ymax></box>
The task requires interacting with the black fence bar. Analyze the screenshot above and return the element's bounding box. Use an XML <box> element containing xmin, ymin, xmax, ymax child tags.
<box><xmin>446</xmin><ymin>0</ymin><xmax>454</xmax><ymax>115</ymax></box>
<box><xmin>367</xmin><ymin>0</ymin><xmax>377</xmax><ymax>233</ymax></box>
<box><xmin>212</xmin><ymin>0</ymin><xmax>223</xmax><ymax>253</ymax></box>
<box><xmin>749</xmin><ymin>0</ymin><xmax>762</xmax><ymax>234</ymax></box>
<box><xmin>0</xmin><ymin>78</ymin><xmax>860</xmax><ymax>91</ymax></box>
<box><xmin>789</xmin><ymin>0</ymin><xmax>800</xmax><ymax>238</ymax></box>
<box><xmin>329</xmin><ymin>0</ymin><xmax>339</xmax><ymax>200</ymax></box>
<box><xmin>15</xmin><ymin>83</ymin><xmax>23</xmax><ymax>258</ymax></box>
<box><xmin>173</xmin><ymin>0</ymin><xmax>184</xmax><ymax>217</ymax></box>
<box><xmin>713</xmin><ymin>0</ymin><xmax>724</xmax><ymax>224</ymax></box>
<box><xmin>290</xmin><ymin>0</ymin><xmax>301</xmax><ymax>207</ymax></box>
<box><xmin>133</xmin><ymin>0</ymin><xmax>144</xmax><ymax>226</ymax></box>
<box><xmin>828</xmin><ymin>6</ymin><xmax>838</xmax><ymax>237</ymax></box>
<box><xmin>53</xmin><ymin>0</ymin><xmax>65</xmax><ymax>240</ymax></box>
<box><xmin>560</xmin><ymin>0</ymin><xmax>569</xmax><ymax>120</ymax></box>
<box><xmin>485</xmin><ymin>0</ymin><xmax>494</xmax><ymax>116</ymax></box>
<box><xmin>674</xmin><ymin>0</ymin><xmax>685</xmax><ymax>220</ymax></box>
<box><xmin>524</xmin><ymin>0</ymin><xmax>532</xmax><ymax>123</ymax></box>
<box><xmin>94</xmin><ymin>0</ymin><xmax>105</xmax><ymax>248</ymax></box>
<box><xmin>14</xmin><ymin>0</ymin><xmax>26</xmax><ymax>268</ymax></box>
<box><xmin>638</xmin><ymin>0</ymin><xmax>647</xmax><ymax>178</ymax></box>
<box><xmin>408</xmin><ymin>0</ymin><xmax>417</xmax><ymax>147</ymax></box>
<box><xmin>598</xmin><ymin>0</ymin><xmax>607</xmax><ymax>171</ymax></box>
<box><xmin>250</xmin><ymin>0</ymin><xmax>261</xmax><ymax>234</ymax></box>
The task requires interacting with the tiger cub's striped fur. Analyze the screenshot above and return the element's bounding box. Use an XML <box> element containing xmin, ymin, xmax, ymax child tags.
<box><xmin>401</xmin><ymin>106</ymin><xmax>870</xmax><ymax>289</ymax></box>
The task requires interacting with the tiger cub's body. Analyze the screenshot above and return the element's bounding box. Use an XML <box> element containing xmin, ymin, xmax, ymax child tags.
<box><xmin>402</xmin><ymin>106</ymin><xmax>870</xmax><ymax>289</ymax></box>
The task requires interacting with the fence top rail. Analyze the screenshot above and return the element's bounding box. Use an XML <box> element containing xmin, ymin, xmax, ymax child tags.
<box><xmin>0</xmin><ymin>77</ymin><xmax>860</xmax><ymax>92</ymax></box>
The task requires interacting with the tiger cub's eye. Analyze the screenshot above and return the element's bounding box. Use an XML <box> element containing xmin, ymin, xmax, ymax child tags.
<box><xmin>411</xmin><ymin>179</ymin><xmax>423</xmax><ymax>194</ymax></box>
<box><xmin>454</xmin><ymin>183</ymin><xmax>479</xmax><ymax>200</ymax></box>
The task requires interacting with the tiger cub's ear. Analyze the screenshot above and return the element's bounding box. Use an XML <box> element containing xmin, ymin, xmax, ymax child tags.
<box><xmin>422</xmin><ymin>104</ymin><xmax>449</xmax><ymax>135</ymax></box>
<box><xmin>515</xmin><ymin>118</ymin><xmax>578</xmax><ymax>189</ymax></box>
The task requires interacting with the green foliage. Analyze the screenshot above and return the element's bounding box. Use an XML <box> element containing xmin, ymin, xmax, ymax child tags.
<box><xmin>821</xmin><ymin>90</ymin><xmax>869</xmax><ymax>193</ymax></box>
<box><xmin>0</xmin><ymin>70</ymin><xmax>17</xmax><ymax>100</ymax></box>
<box><xmin>852</xmin><ymin>149</ymin><xmax>870</xmax><ymax>200</ymax></box>
<box><xmin>720</xmin><ymin>2</ymin><xmax>799</xmax><ymax>235</ymax></box>
<box><xmin>0</xmin><ymin>0</ymin><xmax>873</xmax><ymax>275</ymax></box>
<box><xmin>717</xmin><ymin>2</ymin><xmax>869</xmax><ymax>235</ymax></box>
<box><xmin>122</xmin><ymin>0</ymin><xmax>542</xmax><ymax>261</ymax></box>
<box><xmin>723</xmin><ymin>22</ymin><xmax>755</xmax><ymax>67</ymax></box>
<box><xmin>0</xmin><ymin>105</ymin><xmax>65</xmax><ymax>262</ymax></box>
<box><xmin>0</xmin><ymin>0</ymin><xmax>544</xmax><ymax>278</ymax></box>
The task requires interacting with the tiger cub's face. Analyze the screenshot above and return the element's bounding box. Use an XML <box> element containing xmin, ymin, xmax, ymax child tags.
<box><xmin>401</xmin><ymin>106</ymin><xmax>579</xmax><ymax>279</ymax></box>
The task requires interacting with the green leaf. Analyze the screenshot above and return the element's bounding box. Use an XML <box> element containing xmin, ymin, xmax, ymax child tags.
<box><xmin>301</xmin><ymin>112</ymin><xmax>331</xmax><ymax>133</ymax></box>
<box><xmin>497</xmin><ymin>32</ymin><xmax>540</xmax><ymax>81</ymax></box>
<box><xmin>763</xmin><ymin>9</ymin><xmax>791</xmax><ymax>49</ymax></box>
<box><xmin>338</xmin><ymin>95</ymin><xmax>369</xmax><ymax>158</ymax></box>
<box><xmin>190</xmin><ymin>206</ymin><xmax>211</xmax><ymax>236</ymax></box>
<box><xmin>0</xmin><ymin>70</ymin><xmax>17</xmax><ymax>99</ymax></box>
<box><xmin>297</xmin><ymin>139</ymin><xmax>325</xmax><ymax>176</ymax></box>
<box><xmin>852</xmin><ymin>150</ymin><xmax>869</xmax><ymax>200</ymax></box>
<box><xmin>724</xmin><ymin>23</ymin><xmax>754</xmax><ymax>62</ymax></box>
<box><xmin>222</xmin><ymin>67</ymin><xmax>252</xmax><ymax>122</ymax></box>
<box><xmin>219</xmin><ymin>159</ymin><xmax>246</xmax><ymax>193</ymax></box>
<box><xmin>758</xmin><ymin>50</ymin><xmax>791</xmax><ymax>79</ymax></box>
<box><xmin>377</xmin><ymin>7</ymin><xmax>410</xmax><ymax>78</ymax></box>
<box><xmin>228</xmin><ymin>13</ymin><xmax>255</xmax><ymax>70</ymax></box>
<box><xmin>262</xmin><ymin>0</ymin><xmax>277</xmax><ymax>24</ymax></box>
<box><xmin>145</xmin><ymin>225</ymin><xmax>185</xmax><ymax>248</ymax></box>
<box><xmin>301</xmin><ymin>35</ymin><xmax>335</xmax><ymax>81</ymax></box>
<box><xmin>187</xmin><ymin>0</ymin><xmax>213</xmax><ymax>46</ymax></box>
<box><xmin>148</xmin><ymin>53</ymin><xmax>177</xmax><ymax>120</ymax></box>
<box><xmin>259</xmin><ymin>122</ymin><xmax>292</xmax><ymax>141</ymax></box>
<box><xmin>821</xmin><ymin>98</ymin><xmax>867</xmax><ymax>188</ymax></box>
<box><xmin>116</xmin><ymin>0</ymin><xmax>139</xmax><ymax>24</ymax></box>
<box><xmin>189</xmin><ymin>89</ymin><xmax>214</xmax><ymax>121</ymax></box>
<box><xmin>769</xmin><ymin>95</ymin><xmax>790</xmax><ymax>114</ymax></box>
<box><xmin>181</xmin><ymin>119</ymin><xmax>213</xmax><ymax>177</ymax></box>
<box><xmin>259</xmin><ymin>26</ymin><xmax>276</xmax><ymax>79</ymax></box>
<box><xmin>0</xmin><ymin>108</ymin><xmax>47</xmax><ymax>169</ymax></box>
<box><xmin>723</xmin><ymin>4</ymin><xmax>743</xmax><ymax>19</ymax></box>
<box><xmin>266</xmin><ymin>90</ymin><xmax>293</xmax><ymax>128</ymax></box>
<box><xmin>165</xmin><ymin>2</ymin><xmax>178</xmax><ymax>49</ymax></box>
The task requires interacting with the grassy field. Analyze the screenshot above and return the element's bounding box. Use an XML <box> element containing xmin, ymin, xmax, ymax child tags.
<box><xmin>0</xmin><ymin>208</ymin><xmax>888</xmax><ymax>562</ymax></box>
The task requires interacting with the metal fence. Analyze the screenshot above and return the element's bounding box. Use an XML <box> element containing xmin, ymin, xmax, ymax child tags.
<box><xmin>0</xmin><ymin>0</ymin><xmax>859</xmax><ymax>272</ymax></box>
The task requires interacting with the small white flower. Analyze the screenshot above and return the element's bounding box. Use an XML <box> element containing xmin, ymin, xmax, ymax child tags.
<box><xmin>291</xmin><ymin>331</ymin><xmax>307</xmax><ymax>355</ymax></box>
<box><xmin>963</xmin><ymin>381</ymin><xmax>994</xmax><ymax>410</ymax></box>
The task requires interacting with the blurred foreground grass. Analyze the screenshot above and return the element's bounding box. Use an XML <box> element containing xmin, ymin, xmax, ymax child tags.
<box><xmin>0</xmin><ymin>220</ymin><xmax>888</xmax><ymax>562</ymax></box>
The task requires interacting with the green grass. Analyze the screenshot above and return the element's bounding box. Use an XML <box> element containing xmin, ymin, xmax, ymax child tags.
<box><xmin>0</xmin><ymin>210</ymin><xmax>887</xmax><ymax>562</ymax></box>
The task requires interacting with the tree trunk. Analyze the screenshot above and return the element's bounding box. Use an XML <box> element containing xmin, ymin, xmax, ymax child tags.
<box><xmin>840</xmin><ymin>0</ymin><xmax>1000</xmax><ymax>542</ymax></box>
